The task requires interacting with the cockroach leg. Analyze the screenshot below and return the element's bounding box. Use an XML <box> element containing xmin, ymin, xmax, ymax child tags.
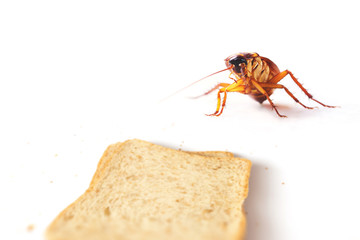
<box><xmin>206</xmin><ymin>90</ymin><xmax>223</xmax><ymax>116</ymax></box>
<box><xmin>207</xmin><ymin>88</ymin><xmax>228</xmax><ymax>116</ymax></box>
<box><xmin>310</xmin><ymin>98</ymin><xmax>337</xmax><ymax>108</ymax></box>
<box><xmin>191</xmin><ymin>83</ymin><xmax>230</xmax><ymax>99</ymax></box>
<box><xmin>260</xmin><ymin>83</ymin><xmax>316</xmax><ymax>109</ymax></box>
<box><xmin>228</xmin><ymin>73</ymin><xmax>238</xmax><ymax>83</ymax></box>
<box><xmin>217</xmin><ymin>91</ymin><xmax>228</xmax><ymax>116</ymax></box>
<box><xmin>207</xmin><ymin>83</ymin><xmax>247</xmax><ymax>116</ymax></box>
<box><xmin>251</xmin><ymin>80</ymin><xmax>287</xmax><ymax>118</ymax></box>
<box><xmin>270</xmin><ymin>70</ymin><xmax>337</xmax><ymax>108</ymax></box>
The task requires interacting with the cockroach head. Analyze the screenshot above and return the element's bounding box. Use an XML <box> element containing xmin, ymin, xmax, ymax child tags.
<box><xmin>225</xmin><ymin>52</ymin><xmax>259</xmax><ymax>73</ymax></box>
<box><xmin>226</xmin><ymin>55</ymin><xmax>247</xmax><ymax>74</ymax></box>
<box><xmin>228</xmin><ymin>55</ymin><xmax>247</xmax><ymax>66</ymax></box>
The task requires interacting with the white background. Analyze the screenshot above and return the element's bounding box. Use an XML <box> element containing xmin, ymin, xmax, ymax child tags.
<box><xmin>1</xmin><ymin>0</ymin><xmax>359</xmax><ymax>239</ymax></box>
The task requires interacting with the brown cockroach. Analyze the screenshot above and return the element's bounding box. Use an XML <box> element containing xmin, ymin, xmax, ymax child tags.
<box><xmin>171</xmin><ymin>52</ymin><xmax>336</xmax><ymax>117</ymax></box>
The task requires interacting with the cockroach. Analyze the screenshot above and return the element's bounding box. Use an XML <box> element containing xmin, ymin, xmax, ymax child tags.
<box><xmin>168</xmin><ymin>52</ymin><xmax>336</xmax><ymax>117</ymax></box>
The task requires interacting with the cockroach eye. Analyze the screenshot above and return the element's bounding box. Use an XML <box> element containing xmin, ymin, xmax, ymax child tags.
<box><xmin>229</xmin><ymin>56</ymin><xmax>247</xmax><ymax>66</ymax></box>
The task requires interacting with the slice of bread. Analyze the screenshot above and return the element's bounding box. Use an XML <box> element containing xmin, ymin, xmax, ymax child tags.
<box><xmin>46</xmin><ymin>139</ymin><xmax>251</xmax><ymax>240</ymax></box>
<box><xmin>89</xmin><ymin>142</ymin><xmax>234</xmax><ymax>187</ymax></box>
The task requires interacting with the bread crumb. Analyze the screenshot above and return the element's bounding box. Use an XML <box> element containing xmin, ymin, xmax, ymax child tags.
<box><xmin>104</xmin><ymin>207</ymin><xmax>111</xmax><ymax>216</ymax></box>
<box><xmin>178</xmin><ymin>140</ymin><xmax>185</xmax><ymax>151</ymax></box>
<box><xmin>27</xmin><ymin>224</ymin><xmax>35</xmax><ymax>232</ymax></box>
<box><xmin>281</xmin><ymin>182</ymin><xmax>285</xmax><ymax>185</ymax></box>
<box><xmin>265</xmin><ymin>167</ymin><xmax>268</xmax><ymax>170</ymax></box>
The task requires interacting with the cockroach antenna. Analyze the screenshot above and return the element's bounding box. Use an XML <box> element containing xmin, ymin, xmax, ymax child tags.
<box><xmin>159</xmin><ymin>66</ymin><xmax>232</xmax><ymax>102</ymax></box>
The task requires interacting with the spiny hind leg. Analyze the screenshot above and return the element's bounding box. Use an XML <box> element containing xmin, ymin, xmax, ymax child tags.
<box><xmin>269</xmin><ymin>70</ymin><xmax>336</xmax><ymax>108</ymax></box>
<box><xmin>260</xmin><ymin>83</ymin><xmax>316</xmax><ymax>109</ymax></box>
<box><xmin>251</xmin><ymin>80</ymin><xmax>287</xmax><ymax>117</ymax></box>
